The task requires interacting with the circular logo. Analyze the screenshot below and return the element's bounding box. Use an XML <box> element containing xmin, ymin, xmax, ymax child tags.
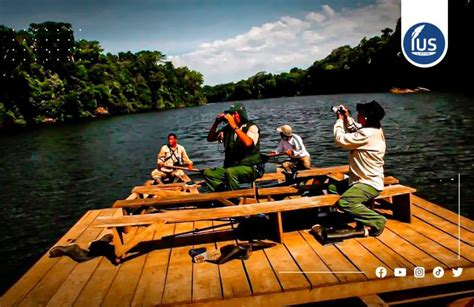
<box><xmin>375</xmin><ymin>266</ymin><xmax>387</xmax><ymax>278</ymax></box>
<box><xmin>403</xmin><ymin>22</ymin><xmax>445</xmax><ymax>66</ymax></box>
<box><xmin>433</xmin><ymin>266</ymin><xmax>445</xmax><ymax>278</ymax></box>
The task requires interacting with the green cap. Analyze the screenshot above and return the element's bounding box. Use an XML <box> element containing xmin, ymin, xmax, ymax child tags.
<box><xmin>225</xmin><ymin>103</ymin><xmax>248</xmax><ymax>122</ymax></box>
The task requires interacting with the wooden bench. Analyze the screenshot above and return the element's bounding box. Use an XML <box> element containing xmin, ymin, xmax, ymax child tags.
<box><xmin>135</xmin><ymin>165</ymin><xmax>396</xmax><ymax>194</ymax></box>
<box><xmin>95</xmin><ymin>184</ymin><xmax>416</xmax><ymax>261</ymax></box>
<box><xmin>115</xmin><ymin>186</ymin><xmax>303</xmax><ymax>210</ymax></box>
<box><xmin>114</xmin><ymin>176</ymin><xmax>400</xmax><ymax>212</ymax></box>
<box><xmin>258</xmin><ymin>165</ymin><xmax>350</xmax><ymax>182</ymax></box>
<box><xmin>128</xmin><ymin>165</ymin><xmax>351</xmax><ymax>194</ymax></box>
<box><xmin>326</xmin><ymin>173</ymin><xmax>399</xmax><ymax>185</ymax></box>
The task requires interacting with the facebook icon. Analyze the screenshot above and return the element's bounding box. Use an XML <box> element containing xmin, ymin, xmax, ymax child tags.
<box><xmin>375</xmin><ymin>267</ymin><xmax>387</xmax><ymax>278</ymax></box>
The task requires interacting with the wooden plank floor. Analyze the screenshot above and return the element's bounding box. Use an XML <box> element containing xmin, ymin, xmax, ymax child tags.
<box><xmin>1</xmin><ymin>194</ymin><xmax>473</xmax><ymax>306</ymax></box>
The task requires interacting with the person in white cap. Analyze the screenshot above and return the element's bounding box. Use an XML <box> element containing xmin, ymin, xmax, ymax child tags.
<box><xmin>272</xmin><ymin>124</ymin><xmax>311</xmax><ymax>172</ymax></box>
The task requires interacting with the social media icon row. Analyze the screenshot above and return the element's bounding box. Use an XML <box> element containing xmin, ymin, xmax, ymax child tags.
<box><xmin>375</xmin><ymin>267</ymin><xmax>463</xmax><ymax>278</ymax></box>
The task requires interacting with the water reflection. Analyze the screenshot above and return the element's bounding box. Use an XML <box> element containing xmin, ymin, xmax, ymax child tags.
<box><xmin>0</xmin><ymin>92</ymin><xmax>473</xmax><ymax>293</ymax></box>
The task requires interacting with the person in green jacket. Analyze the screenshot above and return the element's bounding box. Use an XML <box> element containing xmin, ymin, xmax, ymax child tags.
<box><xmin>203</xmin><ymin>103</ymin><xmax>263</xmax><ymax>191</ymax></box>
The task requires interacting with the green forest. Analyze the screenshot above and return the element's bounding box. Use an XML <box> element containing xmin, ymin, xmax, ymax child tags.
<box><xmin>204</xmin><ymin>0</ymin><xmax>472</xmax><ymax>103</ymax></box>
<box><xmin>0</xmin><ymin>22</ymin><xmax>206</xmax><ymax>128</ymax></box>
<box><xmin>203</xmin><ymin>26</ymin><xmax>399</xmax><ymax>102</ymax></box>
<box><xmin>0</xmin><ymin>1</ymin><xmax>471</xmax><ymax>129</ymax></box>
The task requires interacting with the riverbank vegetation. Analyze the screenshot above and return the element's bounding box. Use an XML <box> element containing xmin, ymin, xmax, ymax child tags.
<box><xmin>204</xmin><ymin>0</ymin><xmax>473</xmax><ymax>102</ymax></box>
<box><xmin>0</xmin><ymin>22</ymin><xmax>206</xmax><ymax>128</ymax></box>
<box><xmin>1</xmin><ymin>1</ymin><xmax>471</xmax><ymax>129</ymax></box>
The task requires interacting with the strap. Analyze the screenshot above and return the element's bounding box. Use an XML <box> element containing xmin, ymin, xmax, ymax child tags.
<box><xmin>163</xmin><ymin>145</ymin><xmax>182</xmax><ymax>165</ymax></box>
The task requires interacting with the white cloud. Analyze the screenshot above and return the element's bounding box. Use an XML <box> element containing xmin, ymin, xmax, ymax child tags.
<box><xmin>322</xmin><ymin>4</ymin><xmax>336</xmax><ymax>17</ymax></box>
<box><xmin>168</xmin><ymin>0</ymin><xmax>400</xmax><ymax>85</ymax></box>
<box><xmin>305</xmin><ymin>12</ymin><xmax>326</xmax><ymax>23</ymax></box>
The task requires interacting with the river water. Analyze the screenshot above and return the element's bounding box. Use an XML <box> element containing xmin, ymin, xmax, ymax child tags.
<box><xmin>0</xmin><ymin>92</ymin><xmax>473</xmax><ymax>293</ymax></box>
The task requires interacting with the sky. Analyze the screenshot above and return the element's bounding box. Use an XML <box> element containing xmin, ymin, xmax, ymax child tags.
<box><xmin>0</xmin><ymin>0</ymin><xmax>400</xmax><ymax>85</ymax></box>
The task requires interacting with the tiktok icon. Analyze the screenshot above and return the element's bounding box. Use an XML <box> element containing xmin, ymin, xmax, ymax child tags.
<box><xmin>433</xmin><ymin>266</ymin><xmax>445</xmax><ymax>278</ymax></box>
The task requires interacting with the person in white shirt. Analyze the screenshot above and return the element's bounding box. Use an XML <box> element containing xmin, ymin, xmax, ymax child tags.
<box><xmin>273</xmin><ymin>124</ymin><xmax>311</xmax><ymax>172</ymax></box>
<box><xmin>332</xmin><ymin>100</ymin><xmax>387</xmax><ymax>237</ymax></box>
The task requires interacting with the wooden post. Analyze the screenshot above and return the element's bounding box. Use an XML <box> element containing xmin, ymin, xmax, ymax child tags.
<box><xmin>113</xmin><ymin>222</ymin><xmax>163</xmax><ymax>261</ymax></box>
<box><xmin>252</xmin><ymin>181</ymin><xmax>259</xmax><ymax>202</ymax></box>
<box><xmin>111</xmin><ymin>227</ymin><xmax>124</xmax><ymax>259</ymax></box>
<box><xmin>270</xmin><ymin>212</ymin><xmax>284</xmax><ymax>243</ymax></box>
<box><xmin>392</xmin><ymin>193</ymin><xmax>412</xmax><ymax>223</ymax></box>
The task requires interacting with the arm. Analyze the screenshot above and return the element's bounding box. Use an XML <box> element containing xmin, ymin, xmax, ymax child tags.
<box><xmin>235</xmin><ymin>128</ymin><xmax>254</xmax><ymax>147</ymax></box>
<box><xmin>336</xmin><ymin>106</ymin><xmax>361</xmax><ymax>132</ymax></box>
<box><xmin>180</xmin><ymin>146</ymin><xmax>193</xmax><ymax>166</ymax></box>
<box><xmin>157</xmin><ymin>146</ymin><xmax>167</xmax><ymax>166</ymax></box>
<box><xmin>334</xmin><ymin>118</ymin><xmax>367</xmax><ymax>149</ymax></box>
<box><xmin>225</xmin><ymin>114</ymin><xmax>254</xmax><ymax>148</ymax></box>
<box><xmin>207</xmin><ymin>113</ymin><xmax>225</xmax><ymax>142</ymax></box>
<box><xmin>275</xmin><ymin>140</ymin><xmax>284</xmax><ymax>154</ymax></box>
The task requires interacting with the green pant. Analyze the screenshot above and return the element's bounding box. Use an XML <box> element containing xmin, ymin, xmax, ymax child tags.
<box><xmin>203</xmin><ymin>165</ymin><xmax>255</xmax><ymax>191</ymax></box>
<box><xmin>336</xmin><ymin>182</ymin><xmax>386</xmax><ymax>231</ymax></box>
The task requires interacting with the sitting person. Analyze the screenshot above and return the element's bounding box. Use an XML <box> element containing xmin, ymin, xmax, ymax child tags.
<box><xmin>151</xmin><ymin>133</ymin><xmax>193</xmax><ymax>183</ymax></box>
<box><xmin>330</xmin><ymin>100</ymin><xmax>387</xmax><ymax>237</ymax></box>
<box><xmin>203</xmin><ymin>103</ymin><xmax>263</xmax><ymax>191</ymax></box>
<box><xmin>272</xmin><ymin>124</ymin><xmax>311</xmax><ymax>172</ymax></box>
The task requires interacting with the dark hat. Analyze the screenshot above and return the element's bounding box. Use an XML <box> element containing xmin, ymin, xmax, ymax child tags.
<box><xmin>356</xmin><ymin>100</ymin><xmax>385</xmax><ymax>123</ymax></box>
<box><xmin>225</xmin><ymin>103</ymin><xmax>248</xmax><ymax>122</ymax></box>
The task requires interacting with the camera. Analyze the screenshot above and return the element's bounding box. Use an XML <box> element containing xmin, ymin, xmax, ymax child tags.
<box><xmin>216</xmin><ymin>117</ymin><xmax>229</xmax><ymax>125</ymax></box>
<box><xmin>216</xmin><ymin>113</ymin><xmax>227</xmax><ymax>124</ymax></box>
<box><xmin>331</xmin><ymin>105</ymin><xmax>347</xmax><ymax>114</ymax></box>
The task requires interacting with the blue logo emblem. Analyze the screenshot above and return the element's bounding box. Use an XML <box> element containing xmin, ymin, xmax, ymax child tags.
<box><xmin>403</xmin><ymin>22</ymin><xmax>445</xmax><ymax>66</ymax></box>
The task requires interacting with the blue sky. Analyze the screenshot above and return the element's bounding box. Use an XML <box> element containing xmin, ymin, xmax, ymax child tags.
<box><xmin>0</xmin><ymin>0</ymin><xmax>400</xmax><ymax>84</ymax></box>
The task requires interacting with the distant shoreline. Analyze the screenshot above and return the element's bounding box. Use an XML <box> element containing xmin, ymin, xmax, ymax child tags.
<box><xmin>0</xmin><ymin>89</ymin><xmax>449</xmax><ymax>133</ymax></box>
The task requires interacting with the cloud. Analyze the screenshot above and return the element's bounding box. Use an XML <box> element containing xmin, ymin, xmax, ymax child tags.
<box><xmin>322</xmin><ymin>4</ymin><xmax>336</xmax><ymax>17</ymax></box>
<box><xmin>168</xmin><ymin>0</ymin><xmax>400</xmax><ymax>85</ymax></box>
<box><xmin>305</xmin><ymin>12</ymin><xmax>326</xmax><ymax>23</ymax></box>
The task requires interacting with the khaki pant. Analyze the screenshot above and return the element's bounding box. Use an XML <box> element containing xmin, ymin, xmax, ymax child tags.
<box><xmin>151</xmin><ymin>168</ymin><xmax>186</xmax><ymax>183</ymax></box>
<box><xmin>279</xmin><ymin>156</ymin><xmax>311</xmax><ymax>172</ymax></box>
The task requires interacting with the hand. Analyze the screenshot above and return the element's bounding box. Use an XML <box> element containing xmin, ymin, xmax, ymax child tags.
<box><xmin>224</xmin><ymin>113</ymin><xmax>237</xmax><ymax>129</ymax></box>
<box><xmin>341</xmin><ymin>105</ymin><xmax>350</xmax><ymax>115</ymax></box>
<box><xmin>217</xmin><ymin>131</ymin><xmax>224</xmax><ymax>141</ymax></box>
<box><xmin>215</xmin><ymin>113</ymin><xmax>226</xmax><ymax>122</ymax></box>
<box><xmin>337</xmin><ymin>105</ymin><xmax>349</xmax><ymax>120</ymax></box>
<box><xmin>158</xmin><ymin>161</ymin><xmax>164</xmax><ymax>168</ymax></box>
<box><xmin>286</xmin><ymin>149</ymin><xmax>293</xmax><ymax>156</ymax></box>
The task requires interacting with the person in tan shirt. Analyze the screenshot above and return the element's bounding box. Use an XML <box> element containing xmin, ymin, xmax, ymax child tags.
<box><xmin>332</xmin><ymin>100</ymin><xmax>387</xmax><ymax>236</ymax></box>
<box><xmin>151</xmin><ymin>133</ymin><xmax>193</xmax><ymax>183</ymax></box>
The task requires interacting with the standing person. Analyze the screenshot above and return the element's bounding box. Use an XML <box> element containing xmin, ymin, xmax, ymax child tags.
<box><xmin>330</xmin><ymin>100</ymin><xmax>387</xmax><ymax>236</ymax></box>
<box><xmin>203</xmin><ymin>103</ymin><xmax>263</xmax><ymax>191</ymax></box>
<box><xmin>151</xmin><ymin>133</ymin><xmax>193</xmax><ymax>183</ymax></box>
<box><xmin>272</xmin><ymin>124</ymin><xmax>311</xmax><ymax>172</ymax></box>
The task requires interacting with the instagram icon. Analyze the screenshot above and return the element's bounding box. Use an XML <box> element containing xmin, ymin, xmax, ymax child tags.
<box><xmin>414</xmin><ymin>267</ymin><xmax>425</xmax><ymax>278</ymax></box>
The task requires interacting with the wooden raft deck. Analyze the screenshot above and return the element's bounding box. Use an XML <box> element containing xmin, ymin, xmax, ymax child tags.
<box><xmin>2</xmin><ymin>195</ymin><xmax>473</xmax><ymax>306</ymax></box>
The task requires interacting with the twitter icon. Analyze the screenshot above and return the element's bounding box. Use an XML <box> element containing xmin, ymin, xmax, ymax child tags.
<box><xmin>452</xmin><ymin>267</ymin><xmax>463</xmax><ymax>278</ymax></box>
